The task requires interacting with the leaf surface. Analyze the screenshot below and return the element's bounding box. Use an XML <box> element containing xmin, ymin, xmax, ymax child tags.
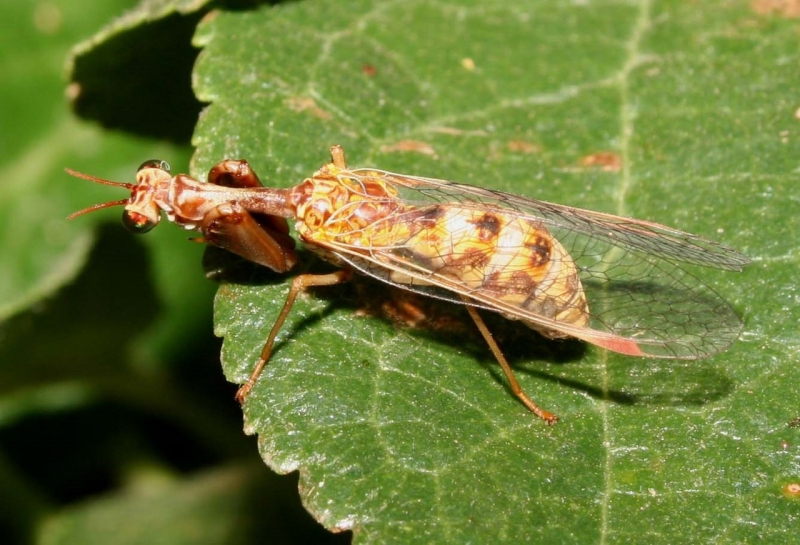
<box><xmin>193</xmin><ymin>0</ymin><xmax>799</xmax><ymax>542</ymax></box>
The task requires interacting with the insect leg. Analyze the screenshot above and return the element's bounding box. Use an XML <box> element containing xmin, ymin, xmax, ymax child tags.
<box><xmin>329</xmin><ymin>145</ymin><xmax>347</xmax><ymax>169</ymax></box>
<box><xmin>461</xmin><ymin>298</ymin><xmax>559</xmax><ymax>424</ymax></box>
<box><xmin>207</xmin><ymin>159</ymin><xmax>263</xmax><ymax>188</ymax></box>
<box><xmin>200</xmin><ymin>203</ymin><xmax>297</xmax><ymax>272</ymax></box>
<box><xmin>235</xmin><ymin>268</ymin><xmax>354</xmax><ymax>403</ymax></box>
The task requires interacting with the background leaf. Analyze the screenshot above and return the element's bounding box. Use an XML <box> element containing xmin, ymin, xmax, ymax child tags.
<box><xmin>67</xmin><ymin>0</ymin><xmax>211</xmax><ymax>142</ymax></box>
<box><xmin>193</xmin><ymin>0</ymin><xmax>800</xmax><ymax>542</ymax></box>
<box><xmin>37</xmin><ymin>463</ymin><xmax>332</xmax><ymax>545</ymax></box>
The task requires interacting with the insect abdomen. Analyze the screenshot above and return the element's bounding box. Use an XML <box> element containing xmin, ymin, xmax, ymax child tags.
<box><xmin>392</xmin><ymin>206</ymin><xmax>590</xmax><ymax>330</ymax></box>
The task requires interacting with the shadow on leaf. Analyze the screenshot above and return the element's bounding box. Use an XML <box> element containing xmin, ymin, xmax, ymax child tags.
<box><xmin>204</xmin><ymin>246</ymin><xmax>736</xmax><ymax>414</ymax></box>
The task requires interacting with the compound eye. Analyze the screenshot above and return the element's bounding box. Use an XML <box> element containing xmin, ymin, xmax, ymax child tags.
<box><xmin>137</xmin><ymin>159</ymin><xmax>170</xmax><ymax>173</ymax></box>
<box><xmin>122</xmin><ymin>210</ymin><xmax>157</xmax><ymax>233</ymax></box>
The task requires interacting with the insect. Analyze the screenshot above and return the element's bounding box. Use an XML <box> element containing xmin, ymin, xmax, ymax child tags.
<box><xmin>67</xmin><ymin>145</ymin><xmax>749</xmax><ymax>424</ymax></box>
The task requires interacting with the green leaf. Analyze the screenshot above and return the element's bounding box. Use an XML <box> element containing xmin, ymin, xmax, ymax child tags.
<box><xmin>38</xmin><ymin>463</ymin><xmax>337</xmax><ymax>545</ymax></box>
<box><xmin>66</xmin><ymin>0</ymin><xmax>211</xmax><ymax>142</ymax></box>
<box><xmin>195</xmin><ymin>0</ymin><xmax>800</xmax><ymax>542</ymax></box>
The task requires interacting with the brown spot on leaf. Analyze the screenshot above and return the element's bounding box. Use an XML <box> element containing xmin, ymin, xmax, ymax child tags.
<box><xmin>430</xmin><ymin>127</ymin><xmax>489</xmax><ymax>136</ymax></box>
<box><xmin>580</xmin><ymin>152</ymin><xmax>622</xmax><ymax>172</ymax></box>
<box><xmin>362</xmin><ymin>64</ymin><xmax>377</xmax><ymax>76</ymax></box>
<box><xmin>285</xmin><ymin>96</ymin><xmax>332</xmax><ymax>120</ymax></box>
<box><xmin>783</xmin><ymin>482</ymin><xmax>800</xmax><ymax>499</ymax></box>
<box><xmin>380</xmin><ymin>140</ymin><xmax>437</xmax><ymax>157</ymax></box>
<box><xmin>508</xmin><ymin>140</ymin><xmax>541</xmax><ymax>154</ymax></box>
<box><xmin>752</xmin><ymin>0</ymin><xmax>800</xmax><ymax>17</ymax></box>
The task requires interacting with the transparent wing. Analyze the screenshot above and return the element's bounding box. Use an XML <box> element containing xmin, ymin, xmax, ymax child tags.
<box><xmin>377</xmin><ymin>170</ymin><xmax>749</xmax><ymax>271</ymax></box>
<box><xmin>313</xmin><ymin>168</ymin><xmax>750</xmax><ymax>360</ymax></box>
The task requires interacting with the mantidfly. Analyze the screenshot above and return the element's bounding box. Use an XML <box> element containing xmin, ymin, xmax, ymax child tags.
<box><xmin>68</xmin><ymin>145</ymin><xmax>750</xmax><ymax>424</ymax></box>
